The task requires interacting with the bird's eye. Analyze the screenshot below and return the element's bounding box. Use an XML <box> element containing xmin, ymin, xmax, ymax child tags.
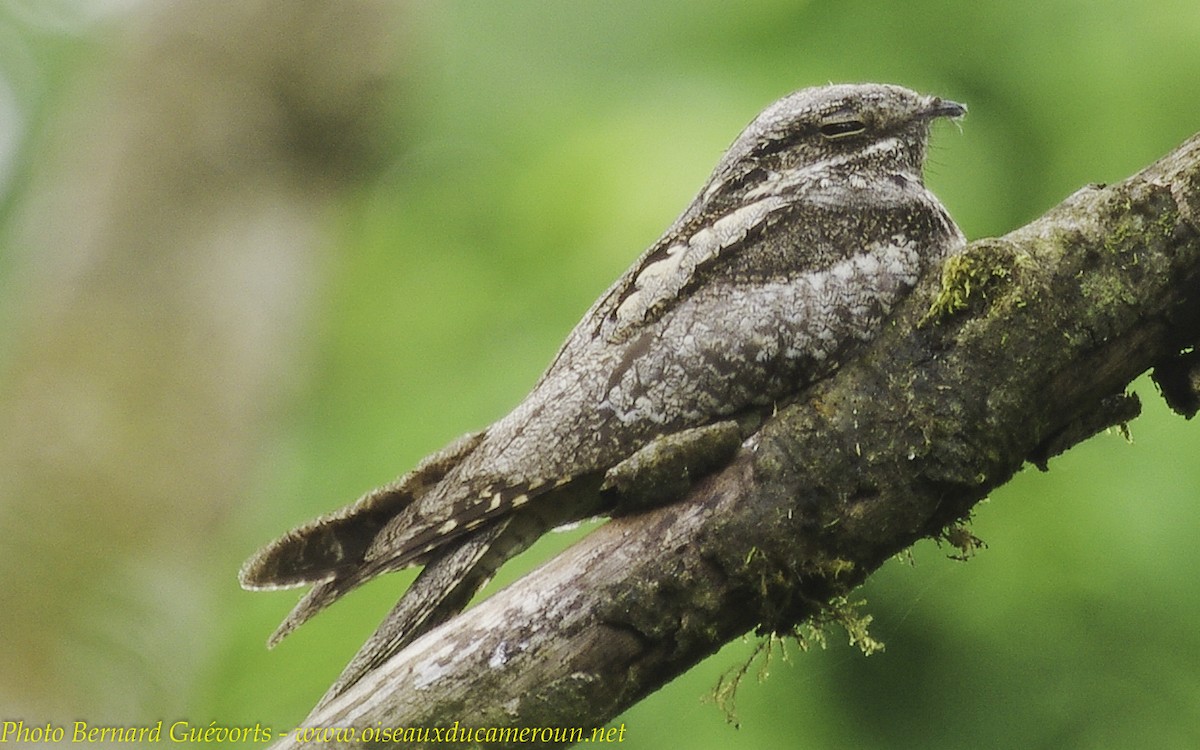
<box><xmin>818</xmin><ymin>119</ymin><xmax>867</xmax><ymax>140</ymax></box>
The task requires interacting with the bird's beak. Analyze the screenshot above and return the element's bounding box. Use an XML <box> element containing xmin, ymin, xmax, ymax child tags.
<box><xmin>924</xmin><ymin>97</ymin><xmax>967</xmax><ymax>120</ymax></box>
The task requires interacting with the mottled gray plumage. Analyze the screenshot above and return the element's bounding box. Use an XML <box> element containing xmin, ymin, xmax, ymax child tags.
<box><xmin>240</xmin><ymin>82</ymin><xmax>966</xmax><ymax>696</ymax></box>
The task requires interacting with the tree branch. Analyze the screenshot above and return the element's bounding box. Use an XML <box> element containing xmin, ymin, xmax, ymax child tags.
<box><xmin>273</xmin><ymin>133</ymin><xmax>1200</xmax><ymax>749</ymax></box>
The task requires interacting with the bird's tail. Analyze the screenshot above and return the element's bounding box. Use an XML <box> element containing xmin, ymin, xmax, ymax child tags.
<box><xmin>238</xmin><ymin>430</ymin><xmax>488</xmax><ymax>642</ymax></box>
<box><xmin>320</xmin><ymin>474</ymin><xmax>607</xmax><ymax>701</ymax></box>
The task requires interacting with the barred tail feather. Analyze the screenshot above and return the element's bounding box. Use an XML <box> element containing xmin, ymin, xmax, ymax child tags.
<box><xmin>362</xmin><ymin>476</ymin><xmax>576</xmax><ymax>566</ymax></box>
<box><xmin>266</xmin><ymin>477</ymin><xmax>587</xmax><ymax>648</ymax></box>
<box><xmin>239</xmin><ymin>511</ymin><xmax>387</xmax><ymax>592</ymax></box>
<box><xmin>318</xmin><ymin>516</ymin><xmax>517</xmax><ymax>702</ymax></box>
<box><xmin>239</xmin><ymin>430</ymin><xmax>486</xmax><ymax>601</ymax></box>
<box><xmin>266</xmin><ymin>578</ymin><xmax>339</xmax><ymax>647</ymax></box>
<box><xmin>320</xmin><ymin>475</ymin><xmax>610</xmax><ymax>700</ymax></box>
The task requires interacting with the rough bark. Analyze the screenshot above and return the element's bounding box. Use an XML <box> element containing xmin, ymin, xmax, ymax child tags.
<box><xmin>274</xmin><ymin>132</ymin><xmax>1200</xmax><ymax>749</ymax></box>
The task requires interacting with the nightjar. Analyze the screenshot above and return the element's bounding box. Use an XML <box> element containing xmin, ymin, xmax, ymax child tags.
<box><xmin>240</xmin><ymin>82</ymin><xmax>966</xmax><ymax>696</ymax></box>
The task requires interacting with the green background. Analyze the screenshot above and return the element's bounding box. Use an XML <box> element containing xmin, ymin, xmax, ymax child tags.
<box><xmin>2</xmin><ymin>1</ymin><xmax>1199</xmax><ymax>747</ymax></box>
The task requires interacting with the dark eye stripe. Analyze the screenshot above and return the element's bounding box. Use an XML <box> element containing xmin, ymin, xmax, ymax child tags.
<box><xmin>747</xmin><ymin>130</ymin><xmax>805</xmax><ymax>160</ymax></box>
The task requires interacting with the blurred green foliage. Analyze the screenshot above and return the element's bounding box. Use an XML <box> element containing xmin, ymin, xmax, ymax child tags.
<box><xmin>3</xmin><ymin>1</ymin><xmax>1200</xmax><ymax>748</ymax></box>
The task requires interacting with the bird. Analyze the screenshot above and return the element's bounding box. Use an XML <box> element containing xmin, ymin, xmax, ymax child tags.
<box><xmin>239</xmin><ymin>82</ymin><xmax>966</xmax><ymax>697</ymax></box>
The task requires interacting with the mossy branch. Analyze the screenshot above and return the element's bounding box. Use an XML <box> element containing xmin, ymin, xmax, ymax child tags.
<box><xmin>271</xmin><ymin>132</ymin><xmax>1200</xmax><ymax>749</ymax></box>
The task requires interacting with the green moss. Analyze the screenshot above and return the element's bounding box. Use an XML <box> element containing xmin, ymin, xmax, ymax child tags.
<box><xmin>711</xmin><ymin>634</ymin><xmax>787</xmax><ymax>724</ymax></box>
<box><xmin>810</xmin><ymin>556</ymin><xmax>857</xmax><ymax>579</ymax></box>
<box><xmin>1154</xmin><ymin>209</ymin><xmax>1180</xmax><ymax>239</ymax></box>
<box><xmin>711</xmin><ymin>596</ymin><xmax>883</xmax><ymax>723</ymax></box>
<box><xmin>940</xmin><ymin>522</ymin><xmax>986</xmax><ymax>561</ymax></box>
<box><xmin>921</xmin><ymin>239</ymin><xmax>1026</xmax><ymax>326</ymax></box>
<box><xmin>1102</xmin><ymin>194</ymin><xmax>1178</xmax><ymax>257</ymax></box>
<box><xmin>815</xmin><ymin>596</ymin><xmax>885</xmax><ymax>656</ymax></box>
